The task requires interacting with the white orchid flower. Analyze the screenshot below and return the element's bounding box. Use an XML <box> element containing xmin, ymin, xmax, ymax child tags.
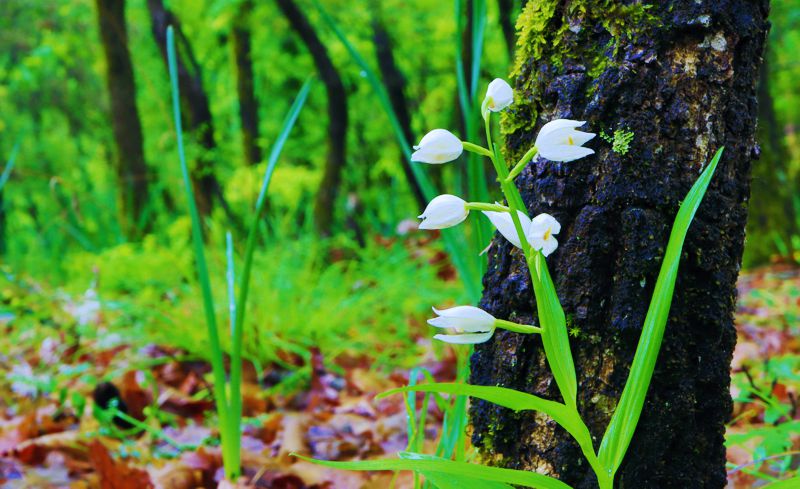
<box><xmin>484</xmin><ymin>78</ymin><xmax>514</xmax><ymax>112</ymax></box>
<box><xmin>428</xmin><ymin>306</ymin><xmax>496</xmax><ymax>344</ymax></box>
<box><xmin>418</xmin><ymin>194</ymin><xmax>469</xmax><ymax>230</ymax></box>
<box><xmin>535</xmin><ymin>119</ymin><xmax>596</xmax><ymax>162</ymax></box>
<box><xmin>528</xmin><ymin>213</ymin><xmax>561</xmax><ymax>257</ymax></box>
<box><xmin>482</xmin><ymin>209</ymin><xmax>532</xmax><ymax>249</ymax></box>
<box><xmin>411</xmin><ymin>129</ymin><xmax>463</xmax><ymax>164</ymax></box>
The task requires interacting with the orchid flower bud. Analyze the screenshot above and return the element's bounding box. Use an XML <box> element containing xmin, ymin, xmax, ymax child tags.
<box><xmin>534</xmin><ymin>119</ymin><xmax>596</xmax><ymax>162</ymax></box>
<box><xmin>481</xmin><ymin>209</ymin><xmax>532</xmax><ymax>249</ymax></box>
<box><xmin>428</xmin><ymin>306</ymin><xmax>496</xmax><ymax>344</ymax></box>
<box><xmin>411</xmin><ymin>129</ymin><xmax>463</xmax><ymax>164</ymax></box>
<box><xmin>418</xmin><ymin>194</ymin><xmax>468</xmax><ymax>230</ymax></box>
<box><xmin>483</xmin><ymin>78</ymin><xmax>514</xmax><ymax>113</ymax></box>
<box><xmin>528</xmin><ymin>213</ymin><xmax>561</xmax><ymax>257</ymax></box>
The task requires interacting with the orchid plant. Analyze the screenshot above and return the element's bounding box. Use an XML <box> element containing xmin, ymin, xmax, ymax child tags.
<box><xmin>301</xmin><ymin>77</ymin><xmax>723</xmax><ymax>489</ymax></box>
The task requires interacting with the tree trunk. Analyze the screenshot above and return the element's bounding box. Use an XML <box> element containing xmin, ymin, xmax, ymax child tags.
<box><xmin>371</xmin><ymin>17</ymin><xmax>427</xmax><ymax>210</ymax></box>
<box><xmin>95</xmin><ymin>0</ymin><xmax>152</xmax><ymax>238</ymax></box>
<box><xmin>470</xmin><ymin>1</ymin><xmax>770</xmax><ymax>488</ymax></box>
<box><xmin>275</xmin><ymin>0</ymin><xmax>347</xmax><ymax>236</ymax></box>
<box><xmin>233</xmin><ymin>0</ymin><xmax>262</xmax><ymax>166</ymax></box>
<box><xmin>497</xmin><ymin>0</ymin><xmax>516</xmax><ymax>59</ymax></box>
<box><xmin>147</xmin><ymin>0</ymin><xmax>236</xmax><ymax>222</ymax></box>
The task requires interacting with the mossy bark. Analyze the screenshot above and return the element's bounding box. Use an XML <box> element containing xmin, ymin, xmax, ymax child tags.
<box><xmin>470</xmin><ymin>1</ymin><xmax>770</xmax><ymax>488</ymax></box>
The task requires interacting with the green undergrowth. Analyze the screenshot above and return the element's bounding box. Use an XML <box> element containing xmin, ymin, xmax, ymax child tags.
<box><xmin>33</xmin><ymin>221</ymin><xmax>463</xmax><ymax>389</ymax></box>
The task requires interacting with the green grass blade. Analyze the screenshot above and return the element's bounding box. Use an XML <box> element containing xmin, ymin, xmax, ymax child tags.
<box><xmin>761</xmin><ymin>477</ymin><xmax>800</xmax><ymax>489</ymax></box>
<box><xmin>294</xmin><ymin>453</ymin><xmax>573</xmax><ymax>489</ymax></box>
<box><xmin>228</xmin><ymin>77</ymin><xmax>313</xmax><ymax>474</ymax></box>
<box><xmin>469</xmin><ymin>0</ymin><xmax>487</xmax><ymax>100</ymax></box>
<box><xmin>598</xmin><ymin>147</ymin><xmax>724</xmax><ymax>476</ymax></box>
<box><xmin>0</xmin><ymin>142</ymin><xmax>20</xmax><ymax>193</ymax></box>
<box><xmin>166</xmin><ymin>25</ymin><xmax>234</xmax><ymax>479</ymax></box>
<box><xmin>379</xmin><ymin>383</ymin><xmax>589</xmax><ymax>448</ymax></box>
<box><xmin>313</xmin><ymin>0</ymin><xmax>480</xmax><ymax>301</ymax></box>
<box><xmin>400</xmin><ymin>452</ymin><xmax>514</xmax><ymax>489</ymax></box>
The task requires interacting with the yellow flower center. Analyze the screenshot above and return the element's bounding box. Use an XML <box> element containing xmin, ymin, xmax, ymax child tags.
<box><xmin>567</xmin><ymin>135</ymin><xmax>574</xmax><ymax>145</ymax></box>
<box><xmin>543</xmin><ymin>228</ymin><xmax>552</xmax><ymax>241</ymax></box>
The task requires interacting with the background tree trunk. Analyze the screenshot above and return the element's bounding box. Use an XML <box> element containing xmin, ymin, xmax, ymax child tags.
<box><xmin>147</xmin><ymin>0</ymin><xmax>236</xmax><ymax>223</ymax></box>
<box><xmin>275</xmin><ymin>0</ymin><xmax>347</xmax><ymax>237</ymax></box>
<box><xmin>470</xmin><ymin>1</ymin><xmax>770</xmax><ymax>488</ymax></box>
<box><xmin>95</xmin><ymin>0</ymin><xmax>152</xmax><ymax>238</ymax></box>
<box><xmin>371</xmin><ymin>17</ymin><xmax>427</xmax><ymax>210</ymax></box>
<box><xmin>233</xmin><ymin>0</ymin><xmax>262</xmax><ymax>167</ymax></box>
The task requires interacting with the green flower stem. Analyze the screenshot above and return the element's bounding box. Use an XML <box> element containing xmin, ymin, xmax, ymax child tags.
<box><xmin>465</xmin><ymin>202</ymin><xmax>509</xmax><ymax>213</ymax></box>
<box><xmin>506</xmin><ymin>146</ymin><xmax>538</xmax><ymax>182</ymax></box>
<box><xmin>462</xmin><ymin>141</ymin><xmax>493</xmax><ymax>158</ymax></box>
<box><xmin>110</xmin><ymin>408</ymin><xmax>194</xmax><ymax>451</ymax></box>
<box><xmin>482</xmin><ymin>112</ymin><xmax>612</xmax><ymax>489</ymax></box>
<box><xmin>494</xmin><ymin>319</ymin><xmax>541</xmax><ymax>334</ymax></box>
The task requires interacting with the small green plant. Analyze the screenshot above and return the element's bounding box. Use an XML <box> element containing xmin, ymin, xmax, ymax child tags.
<box><xmin>165</xmin><ymin>26</ymin><xmax>312</xmax><ymax>481</ymax></box>
<box><xmin>300</xmin><ymin>76</ymin><xmax>723</xmax><ymax>488</ymax></box>
<box><xmin>600</xmin><ymin>128</ymin><xmax>635</xmax><ymax>155</ymax></box>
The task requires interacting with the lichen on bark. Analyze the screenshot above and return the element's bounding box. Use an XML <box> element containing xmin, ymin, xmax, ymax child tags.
<box><xmin>470</xmin><ymin>1</ymin><xmax>770</xmax><ymax>488</ymax></box>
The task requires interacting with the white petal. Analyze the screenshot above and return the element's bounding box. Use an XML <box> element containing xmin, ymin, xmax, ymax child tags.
<box><xmin>537</xmin><ymin>145</ymin><xmax>595</xmax><ymax>163</ymax></box>
<box><xmin>485</xmin><ymin>78</ymin><xmax>514</xmax><ymax>112</ymax></box>
<box><xmin>418</xmin><ymin>195</ymin><xmax>468</xmax><ymax>229</ymax></box>
<box><xmin>433</xmin><ymin>330</ymin><xmax>495</xmax><ymax>344</ymax></box>
<box><xmin>432</xmin><ymin>305</ymin><xmax>495</xmax><ymax>322</ymax></box>
<box><xmin>540</xmin><ymin>237</ymin><xmax>558</xmax><ymax>257</ymax></box>
<box><xmin>535</xmin><ymin>119</ymin><xmax>586</xmax><ymax>143</ymax></box>
<box><xmin>428</xmin><ymin>306</ymin><xmax>495</xmax><ymax>332</ymax></box>
<box><xmin>411</xmin><ymin>129</ymin><xmax>463</xmax><ymax>164</ymax></box>
<box><xmin>482</xmin><ymin>210</ymin><xmax>531</xmax><ymax>249</ymax></box>
<box><xmin>530</xmin><ymin>213</ymin><xmax>560</xmax><ymax>236</ymax></box>
<box><xmin>569</xmin><ymin>130</ymin><xmax>596</xmax><ymax>146</ymax></box>
<box><xmin>427</xmin><ymin>316</ymin><xmax>491</xmax><ymax>333</ymax></box>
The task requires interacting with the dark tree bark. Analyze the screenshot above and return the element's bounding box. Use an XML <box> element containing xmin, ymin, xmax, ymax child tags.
<box><xmin>95</xmin><ymin>0</ymin><xmax>152</xmax><ymax>238</ymax></box>
<box><xmin>371</xmin><ymin>17</ymin><xmax>426</xmax><ymax>210</ymax></box>
<box><xmin>275</xmin><ymin>0</ymin><xmax>347</xmax><ymax>236</ymax></box>
<box><xmin>233</xmin><ymin>0</ymin><xmax>262</xmax><ymax>166</ymax></box>
<box><xmin>147</xmin><ymin>0</ymin><xmax>236</xmax><ymax>222</ymax></box>
<box><xmin>470</xmin><ymin>1</ymin><xmax>770</xmax><ymax>488</ymax></box>
<box><xmin>497</xmin><ymin>0</ymin><xmax>516</xmax><ymax>58</ymax></box>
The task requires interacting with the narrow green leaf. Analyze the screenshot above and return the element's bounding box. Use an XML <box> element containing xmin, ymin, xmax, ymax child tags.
<box><xmin>400</xmin><ymin>452</ymin><xmax>515</xmax><ymax>489</ymax></box>
<box><xmin>598</xmin><ymin>147</ymin><xmax>724</xmax><ymax>475</ymax></box>
<box><xmin>0</xmin><ymin>142</ymin><xmax>20</xmax><ymax>193</ymax></box>
<box><xmin>379</xmin><ymin>383</ymin><xmax>590</xmax><ymax>449</ymax></box>
<box><xmin>761</xmin><ymin>477</ymin><xmax>800</xmax><ymax>489</ymax></box>
<box><xmin>533</xmin><ymin>252</ymin><xmax>578</xmax><ymax>408</ymax></box>
<box><xmin>166</xmin><ymin>24</ymin><xmax>233</xmax><ymax>479</ymax></box>
<box><xmin>294</xmin><ymin>453</ymin><xmax>573</xmax><ymax>489</ymax></box>
<box><xmin>228</xmin><ymin>77</ymin><xmax>313</xmax><ymax>471</ymax></box>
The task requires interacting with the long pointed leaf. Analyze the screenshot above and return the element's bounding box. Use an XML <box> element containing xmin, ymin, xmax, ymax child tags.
<box><xmin>294</xmin><ymin>453</ymin><xmax>572</xmax><ymax>489</ymax></box>
<box><xmin>598</xmin><ymin>147</ymin><xmax>724</xmax><ymax>475</ymax></box>
<box><xmin>379</xmin><ymin>383</ymin><xmax>590</xmax><ymax>449</ymax></box>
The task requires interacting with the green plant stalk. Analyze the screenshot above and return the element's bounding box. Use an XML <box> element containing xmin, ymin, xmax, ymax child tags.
<box><xmin>0</xmin><ymin>142</ymin><xmax>20</xmax><ymax>193</ymax></box>
<box><xmin>227</xmin><ymin>77</ymin><xmax>313</xmax><ymax>473</ymax></box>
<box><xmin>598</xmin><ymin>148</ymin><xmax>723</xmax><ymax>477</ymax></box>
<box><xmin>110</xmin><ymin>408</ymin><xmax>193</xmax><ymax>451</ymax></box>
<box><xmin>314</xmin><ymin>0</ymin><xmax>481</xmax><ymax>302</ymax></box>
<box><xmin>483</xmin><ymin>113</ymin><xmax>579</xmax><ymax>409</ymax></box>
<box><xmin>166</xmin><ymin>25</ymin><xmax>234</xmax><ymax>480</ymax></box>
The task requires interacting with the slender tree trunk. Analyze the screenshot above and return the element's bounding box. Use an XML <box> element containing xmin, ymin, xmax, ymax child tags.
<box><xmin>470</xmin><ymin>2</ymin><xmax>770</xmax><ymax>488</ymax></box>
<box><xmin>497</xmin><ymin>0</ymin><xmax>515</xmax><ymax>59</ymax></box>
<box><xmin>147</xmin><ymin>0</ymin><xmax>236</xmax><ymax>222</ymax></box>
<box><xmin>233</xmin><ymin>0</ymin><xmax>262</xmax><ymax>166</ymax></box>
<box><xmin>371</xmin><ymin>17</ymin><xmax>426</xmax><ymax>210</ymax></box>
<box><xmin>275</xmin><ymin>0</ymin><xmax>347</xmax><ymax>236</ymax></box>
<box><xmin>95</xmin><ymin>0</ymin><xmax>152</xmax><ymax>238</ymax></box>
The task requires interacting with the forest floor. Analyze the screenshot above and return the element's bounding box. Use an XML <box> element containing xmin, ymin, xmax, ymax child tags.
<box><xmin>0</xmin><ymin>263</ymin><xmax>797</xmax><ymax>489</ymax></box>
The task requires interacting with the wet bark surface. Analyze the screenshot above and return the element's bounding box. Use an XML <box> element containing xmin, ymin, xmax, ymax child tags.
<box><xmin>470</xmin><ymin>1</ymin><xmax>770</xmax><ymax>488</ymax></box>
